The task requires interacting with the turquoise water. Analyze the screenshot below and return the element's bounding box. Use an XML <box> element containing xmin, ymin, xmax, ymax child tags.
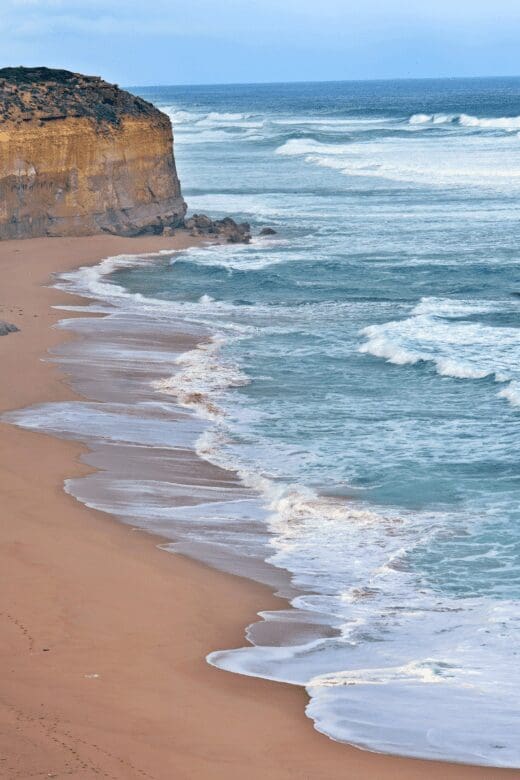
<box><xmin>8</xmin><ymin>79</ymin><xmax>520</xmax><ymax>765</ymax></box>
<box><xmin>134</xmin><ymin>79</ymin><xmax>520</xmax><ymax>599</ymax></box>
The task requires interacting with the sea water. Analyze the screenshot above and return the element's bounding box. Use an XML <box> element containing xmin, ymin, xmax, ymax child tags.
<box><xmin>6</xmin><ymin>78</ymin><xmax>520</xmax><ymax>766</ymax></box>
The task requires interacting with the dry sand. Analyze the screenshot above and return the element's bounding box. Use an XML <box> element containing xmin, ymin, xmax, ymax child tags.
<box><xmin>0</xmin><ymin>234</ymin><xmax>518</xmax><ymax>779</ymax></box>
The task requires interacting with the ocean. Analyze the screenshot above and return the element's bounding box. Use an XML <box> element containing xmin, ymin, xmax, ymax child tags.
<box><xmin>7</xmin><ymin>78</ymin><xmax>520</xmax><ymax>766</ymax></box>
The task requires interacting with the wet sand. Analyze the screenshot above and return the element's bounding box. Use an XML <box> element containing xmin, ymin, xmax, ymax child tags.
<box><xmin>0</xmin><ymin>234</ymin><xmax>517</xmax><ymax>779</ymax></box>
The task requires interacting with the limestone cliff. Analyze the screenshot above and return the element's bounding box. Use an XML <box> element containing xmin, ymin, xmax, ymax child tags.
<box><xmin>0</xmin><ymin>67</ymin><xmax>186</xmax><ymax>239</ymax></box>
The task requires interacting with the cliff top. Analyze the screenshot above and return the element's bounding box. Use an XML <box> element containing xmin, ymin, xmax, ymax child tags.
<box><xmin>0</xmin><ymin>66</ymin><xmax>162</xmax><ymax>127</ymax></box>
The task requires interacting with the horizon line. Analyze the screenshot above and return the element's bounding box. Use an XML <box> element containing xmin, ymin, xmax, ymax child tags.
<box><xmin>126</xmin><ymin>73</ymin><xmax>520</xmax><ymax>90</ymax></box>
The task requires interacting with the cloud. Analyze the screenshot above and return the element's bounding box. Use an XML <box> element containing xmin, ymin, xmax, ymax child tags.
<box><xmin>5</xmin><ymin>0</ymin><xmax>520</xmax><ymax>39</ymax></box>
<box><xmin>2</xmin><ymin>0</ymin><xmax>520</xmax><ymax>84</ymax></box>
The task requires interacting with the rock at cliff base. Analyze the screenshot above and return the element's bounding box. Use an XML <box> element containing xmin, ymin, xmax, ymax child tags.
<box><xmin>0</xmin><ymin>67</ymin><xmax>186</xmax><ymax>239</ymax></box>
<box><xmin>161</xmin><ymin>226</ymin><xmax>176</xmax><ymax>237</ymax></box>
<box><xmin>259</xmin><ymin>227</ymin><xmax>277</xmax><ymax>236</ymax></box>
<box><xmin>0</xmin><ymin>321</ymin><xmax>20</xmax><ymax>336</ymax></box>
<box><xmin>184</xmin><ymin>214</ymin><xmax>251</xmax><ymax>243</ymax></box>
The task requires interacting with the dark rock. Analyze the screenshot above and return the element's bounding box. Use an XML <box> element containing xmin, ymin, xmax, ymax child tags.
<box><xmin>259</xmin><ymin>227</ymin><xmax>277</xmax><ymax>236</ymax></box>
<box><xmin>0</xmin><ymin>320</ymin><xmax>19</xmax><ymax>336</ymax></box>
<box><xmin>185</xmin><ymin>214</ymin><xmax>214</xmax><ymax>232</ymax></box>
<box><xmin>183</xmin><ymin>213</ymin><xmax>251</xmax><ymax>244</ymax></box>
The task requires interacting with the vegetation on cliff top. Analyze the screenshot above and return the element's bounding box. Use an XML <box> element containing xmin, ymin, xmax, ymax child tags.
<box><xmin>0</xmin><ymin>66</ymin><xmax>162</xmax><ymax>126</ymax></box>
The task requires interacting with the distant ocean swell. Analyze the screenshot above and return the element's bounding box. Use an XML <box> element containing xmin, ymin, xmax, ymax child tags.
<box><xmin>166</xmin><ymin>106</ymin><xmax>520</xmax><ymax>133</ymax></box>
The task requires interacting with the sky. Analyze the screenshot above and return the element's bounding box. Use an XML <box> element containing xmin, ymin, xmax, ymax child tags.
<box><xmin>2</xmin><ymin>0</ymin><xmax>520</xmax><ymax>86</ymax></box>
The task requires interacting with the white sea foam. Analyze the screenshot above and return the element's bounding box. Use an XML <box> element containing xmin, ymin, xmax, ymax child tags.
<box><xmin>177</xmin><ymin>129</ymin><xmax>245</xmax><ymax>145</ymax></box>
<box><xmin>435</xmin><ymin>358</ymin><xmax>492</xmax><ymax>380</ymax></box>
<box><xmin>203</xmin><ymin>111</ymin><xmax>256</xmax><ymax>122</ymax></box>
<box><xmin>174</xmin><ymin>240</ymin><xmax>290</xmax><ymax>272</ymax></box>
<box><xmin>498</xmin><ymin>381</ymin><xmax>520</xmax><ymax>407</ymax></box>
<box><xmin>171</xmin><ymin>345</ymin><xmax>394</xmax><ymax>541</ymax></box>
<box><xmin>409</xmin><ymin>112</ymin><xmax>458</xmax><ymax>125</ymax></box>
<box><xmin>310</xmin><ymin>658</ymin><xmax>452</xmax><ymax>688</ymax></box>
<box><xmin>163</xmin><ymin>107</ymin><xmax>257</xmax><ymax>126</ymax></box>
<box><xmin>409</xmin><ymin>112</ymin><xmax>520</xmax><ymax>131</ymax></box>
<box><xmin>275</xmin><ymin>129</ymin><xmax>520</xmax><ymax>192</ymax></box>
<box><xmin>360</xmin><ymin>296</ymin><xmax>520</xmax><ymax>405</ymax></box>
<box><xmin>276</xmin><ymin>138</ymin><xmax>350</xmax><ymax>157</ymax></box>
<box><xmin>55</xmin><ymin>249</ymin><xmax>260</xmax><ymax>335</ymax></box>
<box><xmin>162</xmin><ymin>107</ymin><xmax>205</xmax><ymax>124</ymax></box>
<box><xmin>272</xmin><ymin>117</ymin><xmax>387</xmax><ymax>127</ymax></box>
<box><xmin>411</xmin><ymin>296</ymin><xmax>496</xmax><ymax>317</ymax></box>
<box><xmin>56</xmin><ymin>252</ymin><xmax>163</xmax><ymax>305</ymax></box>
<box><xmin>208</xmin><ymin>472</ymin><xmax>520</xmax><ymax>768</ymax></box>
<box><xmin>152</xmin><ymin>337</ymin><xmax>250</xmax><ymax>419</ymax></box>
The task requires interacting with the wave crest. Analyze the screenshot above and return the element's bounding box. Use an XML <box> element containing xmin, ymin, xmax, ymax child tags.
<box><xmin>359</xmin><ymin>297</ymin><xmax>520</xmax><ymax>405</ymax></box>
<box><xmin>409</xmin><ymin>112</ymin><xmax>520</xmax><ymax>131</ymax></box>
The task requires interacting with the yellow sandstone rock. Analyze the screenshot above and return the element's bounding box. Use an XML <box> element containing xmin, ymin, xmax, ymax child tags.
<box><xmin>0</xmin><ymin>67</ymin><xmax>186</xmax><ymax>239</ymax></box>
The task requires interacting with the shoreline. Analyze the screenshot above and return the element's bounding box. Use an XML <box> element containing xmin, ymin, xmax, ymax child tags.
<box><xmin>0</xmin><ymin>234</ymin><xmax>517</xmax><ymax>779</ymax></box>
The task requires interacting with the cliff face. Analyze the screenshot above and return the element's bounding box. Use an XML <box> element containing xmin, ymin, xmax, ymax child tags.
<box><xmin>0</xmin><ymin>67</ymin><xmax>186</xmax><ymax>239</ymax></box>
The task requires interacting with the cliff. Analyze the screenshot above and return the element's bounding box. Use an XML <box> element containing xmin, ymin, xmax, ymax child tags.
<box><xmin>0</xmin><ymin>67</ymin><xmax>186</xmax><ymax>239</ymax></box>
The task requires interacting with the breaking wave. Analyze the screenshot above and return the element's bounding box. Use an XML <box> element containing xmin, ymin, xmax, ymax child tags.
<box><xmin>360</xmin><ymin>297</ymin><xmax>520</xmax><ymax>404</ymax></box>
<box><xmin>409</xmin><ymin>112</ymin><xmax>520</xmax><ymax>131</ymax></box>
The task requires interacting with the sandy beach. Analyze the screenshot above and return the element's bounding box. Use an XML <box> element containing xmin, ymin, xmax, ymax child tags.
<box><xmin>0</xmin><ymin>234</ymin><xmax>518</xmax><ymax>780</ymax></box>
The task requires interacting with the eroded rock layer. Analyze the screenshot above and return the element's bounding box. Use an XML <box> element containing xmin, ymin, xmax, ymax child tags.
<box><xmin>0</xmin><ymin>67</ymin><xmax>186</xmax><ymax>239</ymax></box>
